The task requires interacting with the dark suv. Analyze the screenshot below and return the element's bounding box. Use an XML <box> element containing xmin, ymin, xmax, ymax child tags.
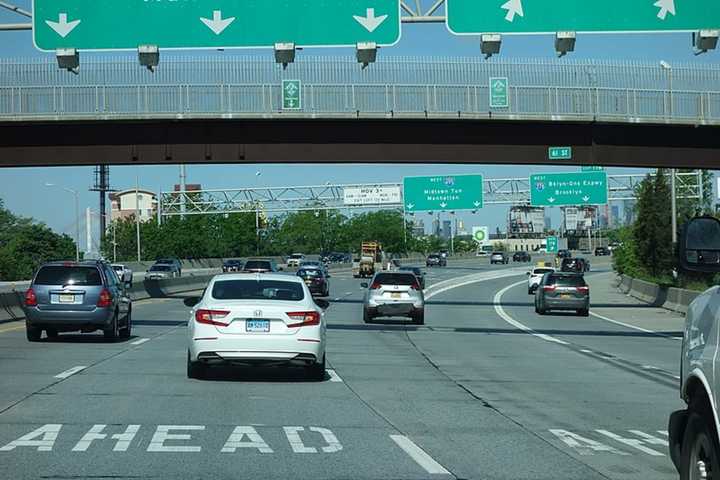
<box><xmin>426</xmin><ymin>254</ymin><xmax>447</xmax><ymax>267</ymax></box>
<box><xmin>24</xmin><ymin>261</ymin><xmax>132</xmax><ymax>342</ymax></box>
<box><xmin>242</xmin><ymin>258</ymin><xmax>281</xmax><ymax>273</ymax></box>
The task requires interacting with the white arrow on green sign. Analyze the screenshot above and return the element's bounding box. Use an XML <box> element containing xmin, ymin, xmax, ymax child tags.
<box><xmin>546</xmin><ymin>235</ymin><xmax>559</xmax><ymax>253</ymax></box>
<box><xmin>33</xmin><ymin>0</ymin><xmax>401</xmax><ymax>51</ymax></box>
<box><xmin>446</xmin><ymin>0</ymin><xmax>720</xmax><ymax>35</ymax></box>
<box><xmin>403</xmin><ymin>174</ymin><xmax>484</xmax><ymax>212</ymax></box>
<box><xmin>530</xmin><ymin>171</ymin><xmax>608</xmax><ymax>207</ymax></box>
<box><xmin>282</xmin><ymin>80</ymin><xmax>301</xmax><ymax>110</ymax></box>
<box><xmin>489</xmin><ymin>77</ymin><xmax>509</xmax><ymax>108</ymax></box>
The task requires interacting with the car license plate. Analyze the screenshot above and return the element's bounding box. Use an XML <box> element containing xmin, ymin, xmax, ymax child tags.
<box><xmin>246</xmin><ymin>319</ymin><xmax>270</xmax><ymax>332</ymax></box>
<box><xmin>391</xmin><ymin>292</ymin><xmax>401</xmax><ymax>299</ymax></box>
<box><xmin>560</xmin><ymin>294</ymin><xmax>571</xmax><ymax>299</ymax></box>
<box><xmin>305</xmin><ymin>280</ymin><xmax>312</xmax><ymax>285</ymax></box>
<box><xmin>59</xmin><ymin>294</ymin><xmax>75</xmax><ymax>303</ymax></box>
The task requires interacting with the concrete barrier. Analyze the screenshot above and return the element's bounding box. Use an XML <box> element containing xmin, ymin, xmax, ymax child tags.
<box><xmin>626</xmin><ymin>277</ymin><xmax>667</xmax><ymax>307</ymax></box>
<box><xmin>664</xmin><ymin>287</ymin><xmax>701</xmax><ymax>315</ymax></box>
<box><xmin>0</xmin><ymin>291</ymin><xmax>25</xmax><ymax>324</ymax></box>
<box><xmin>617</xmin><ymin>274</ymin><xmax>702</xmax><ymax>315</ymax></box>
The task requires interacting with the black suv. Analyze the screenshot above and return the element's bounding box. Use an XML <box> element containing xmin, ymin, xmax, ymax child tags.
<box><xmin>513</xmin><ymin>251</ymin><xmax>532</xmax><ymax>262</ymax></box>
<box><xmin>24</xmin><ymin>260</ymin><xmax>132</xmax><ymax>342</ymax></box>
<box><xmin>426</xmin><ymin>254</ymin><xmax>447</xmax><ymax>267</ymax></box>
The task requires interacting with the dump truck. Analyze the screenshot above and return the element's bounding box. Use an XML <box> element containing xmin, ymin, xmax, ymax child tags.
<box><xmin>352</xmin><ymin>241</ymin><xmax>385</xmax><ymax>278</ymax></box>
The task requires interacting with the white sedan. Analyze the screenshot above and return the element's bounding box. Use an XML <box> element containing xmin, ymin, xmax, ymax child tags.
<box><xmin>187</xmin><ymin>273</ymin><xmax>327</xmax><ymax>380</ymax></box>
<box><xmin>527</xmin><ymin>266</ymin><xmax>555</xmax><ymax>294</ymax></box>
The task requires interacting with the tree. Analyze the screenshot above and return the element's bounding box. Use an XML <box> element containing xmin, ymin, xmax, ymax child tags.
<box><xmin>632</xmin><ymin>169</ymin><xmax>673</xmax><ymax>279</ymax></box>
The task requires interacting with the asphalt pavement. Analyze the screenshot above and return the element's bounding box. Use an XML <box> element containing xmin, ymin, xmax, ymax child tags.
<box><xmin>0</xmin><ymin>256</ymin><xmax>685</xmax><ymax>480</ymax></box>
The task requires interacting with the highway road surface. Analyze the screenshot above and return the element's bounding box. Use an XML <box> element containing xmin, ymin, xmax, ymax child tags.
<box><xmin>0</xmin><ymin>256</ymin><xmax>684</xmax><ymax>480</ymax></box>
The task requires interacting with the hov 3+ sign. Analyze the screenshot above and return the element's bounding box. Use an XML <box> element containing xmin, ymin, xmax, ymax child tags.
<box><xmin>403</xmin><ymin>174</ymin><xmax>484</xmax><ymax>212</ymax></box>
<box><xmin>446</xmin><ymin>0</ymin><xmax>720</xmax><ymax>35</ymax></box>
<box><xmin>33</xmin><ymin>0</ymin><xmax>401</xmax><ymax>51</ymax></box>
<box><xmin>530</xmin><ymin>171</ymin><xmax>608</xmax><ymax>207</ymax></box>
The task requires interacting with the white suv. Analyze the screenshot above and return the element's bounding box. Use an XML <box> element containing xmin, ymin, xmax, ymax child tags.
<box><xmin>527</xmin><ymin>266</ymin><xmax>555</xmax><ymax>294</ymax></box>
<box><xmin>287</xmin><ymin>253</ymin><xmax>305</xmax><ymax>268</ymax></box>
<box><xmin>669</xmin><ymin>216</ymin><xmax>720</xmax><ymax>478</ymax></box>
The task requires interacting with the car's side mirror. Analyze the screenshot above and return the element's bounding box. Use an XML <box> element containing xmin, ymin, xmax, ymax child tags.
<box><xmin>360</xmin><ymin>282</ymin><xmax>369</xmax><ymax>288</ymax></box>
<box><xmin>183</xmin><ymin>296</ymin><xmax>201</xmax><ymax>307</ymax></box>
<box><xmin>680</xmin><ymin>216</ymin><xmax>720</xmax><ymax>273</ymax></box>
<box><xmin>314</xmin><ymin>298</ymin><xmax>330</xmax><ymax>310</ymax></box>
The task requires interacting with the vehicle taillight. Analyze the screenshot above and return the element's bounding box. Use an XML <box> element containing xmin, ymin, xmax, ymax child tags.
<box><xmin>543</xmin><ymin>285</ymin><xmax>556</xmax><ymax>292</ymax></box>
<box><xmin>577</xmin><ymin>286</ymin><xmax>589</xmax><ymax>294</ymax></box>
<box><xmin>370</xmin><ymin>282</ymin><xmax>381</xmax><ymax>290</ymax></box>
<box><xmin>97</xmin><ymin>288</ymin><xmax>113</xmax><ymax>307</ymax></box>
<box><xmin>410</xmin><ymin>281</ymin><xmax>421</xmax><ymax>290</ymax></box>
<box><xmin>25</xmin><ymin>288</ymin><xmax>37</xmax><ymax>307</ymax></box>
<box><xmin>195</xmin><ymin>309</ymin><xmax>230</xmax><ymax>327</ymax></box>
<box><xmin>286</xmin><ymin>311</ymin><xmax>320</xmax><ymax>328</ymax></box>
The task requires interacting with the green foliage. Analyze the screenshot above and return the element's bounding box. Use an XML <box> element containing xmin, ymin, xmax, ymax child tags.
<box><xmin>632</xmin><ymin>169</ymin><xmax>673</xmax><ymax>278</ymax></box>
<box><xmin>0</xmin><ymin>199</ymin><xmax>77</xmax><ymax>281</ymax></box>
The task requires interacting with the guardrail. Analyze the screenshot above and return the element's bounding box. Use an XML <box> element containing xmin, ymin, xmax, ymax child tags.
<box><xmin>616</xmin><ymin>274</ymin><xmax>701</xmax><ymax>315</ymax></box>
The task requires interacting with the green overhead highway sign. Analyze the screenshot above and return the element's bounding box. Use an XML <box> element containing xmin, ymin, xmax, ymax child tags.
<box><xmin>581</xmin><ymin>166</ymin><xmax>605</xmax><ymax>172</ymax></box>
<box><xmin>446</xmin><ymin>0</ymin><xmax>720</xmax><ymax>35</ymax></box>
<box><xmin>530</xmin><ymin>171</ymin><xmax>608</xmax><ymax>207</ymax></box>
<box><xmin>282</xmin><ymin>80</ymin><xmax>301</xmax><ymax>110</ymax></box>
<box><xmin>489</xmin><ymin>77</ymin><xmax>509</xmax><ymax>108</ymax></box>
<box><xmin>549</xmin><ymin>147</ymin><xmax>572</xmax><ymax>160</ymax></box>
<box><xmin>33</xmin><ymin>0</ymin><xmax>401</xmax><ymax>51</ymax></box>
<box><xmin>403</xmin><ymin>174</ymin><xmax>484</xmax><ymax>213</ymax></box>
<box><xmin>546</xmin><ymin>236</ymin><xmax>559</xmax><ymax>254</ymax></box>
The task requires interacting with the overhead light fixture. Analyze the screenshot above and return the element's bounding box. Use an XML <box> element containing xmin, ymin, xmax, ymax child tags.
<box><xmin>356</xmin><ymin>42</ymin><xmax>377</xmax><ymax>69</ymax></box>
<box><xmin>480</xmin><ymin>34</ymin><xmax>501</xmax><ymax>59</ymax></box>
<box><xmin>274</xmin><ymin>42</ymin><xmax>296</xmax><ymax>69</ymax></box>
<box><xmin>56</xmin><ymin>48</ymin><xmax>79</xmax><ymax>74</ymax></box>
<box><xmin>138</xmin><ymin>45</ymin><xmax>159</xmax><ymax>72</ymax></box>
<box><xmin>694</xmin><ymin>29</ymin><xmax>719</xmax><ymax>55</ymax></box>
<box><xmin>555</xmin><ymin>31</ymin><xmax>576</xmax><ymax>58</ymax></box>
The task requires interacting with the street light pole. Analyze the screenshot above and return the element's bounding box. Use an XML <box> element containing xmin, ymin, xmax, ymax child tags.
<box><xmin>135</xmin><ymin>175</ymin><xmax>141</xmax><ymax>262</ymax></box>
<box><xmin>45</xmin><ymin>183</ymin><xmax>80</xmax><ymax>262</ymax></box>
<box><xmin>671</xmin><ymin>168</ymin><xmax>678</xmax><ymax>245</ymax></box>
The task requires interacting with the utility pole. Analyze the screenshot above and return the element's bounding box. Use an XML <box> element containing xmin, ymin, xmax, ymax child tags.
<box><xmin>90</xmin><ymin>165</ymin><xmax>113</xmax><ymax>243</ymax></box>
<box><xmin>86</xmin><ymin>207</ymin><xmax>93</xmax><ymax>256</ymax></box>
<box><xmin>135</xmin><ymin>175</ymin><xmax>141</xmax><ymax>262</ymax></box>
<box><xmin>179</xmin><ymin>164</ymin><xmax>187</xmax><ymax>219</ymax></box>
<box><xmin>671</xmin><ymin>168</ymin><xmax>678</xmax><ymax>245</ymax></box>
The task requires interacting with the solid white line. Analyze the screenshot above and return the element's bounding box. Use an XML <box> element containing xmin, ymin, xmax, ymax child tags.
<box><xmin>589</xmin><ymin>311</ymin><xmax>681</xmax><ymax>341</ymax></box>
<box><xmin>131</xmin><ymin>338</ymin><xmax>149</xmax><ymax>346</ymax></box>
<box><xmin>426</xmin><ymin>269</ymin><xmax>525</xmax><ymax>300</ymax></box>
<box><xmin>54</xmin><ymin>365</ymin><xmax>87</xmax><ymax>379</ymax></box>
<box><xmin>389</xmin><ymin>435</ymin><xmax>451</xmax><ymax>475</ymax></box>
<box><xmin>493</xmin><ymin>281</ymin><xmax>569</xmax><ymax>345</ymax></box>
<box><xmin>327</xmin><ymin>369</ymin><xmax>343</xmax><ymax>383</ymax></box>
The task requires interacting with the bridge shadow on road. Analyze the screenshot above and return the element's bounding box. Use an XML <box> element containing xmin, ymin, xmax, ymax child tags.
<box><xmin>195</xmin><ymin>364</ymin><xmax>328</xmax><ymax>383</ymax></box>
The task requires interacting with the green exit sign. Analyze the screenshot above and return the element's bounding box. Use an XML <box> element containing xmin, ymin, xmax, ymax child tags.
<box><xmin>282</xmin><ymin>80</ymin><xmax>301</xmax><ymax>110</ymax></box>
<box><xmin>549</xmin><ymin>147</ymin><xmax>572</xmax><ymax>160</ymax></box>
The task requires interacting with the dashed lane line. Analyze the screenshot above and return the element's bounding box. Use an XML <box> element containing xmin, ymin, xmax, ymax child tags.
<box><xmin>130</xmin><ymin>338</ymin><xmax>150</xmax><ymax>346</ymax></box>
<box><xmin>589</xmin><ymin>310</ymin><xmax>681</xmax><ymax>341</ymax></box>
<box><xmin>389</xmin><ymin>435</ymin><xmax>452</xmax><ymax>475</ymax></box>
<box><xmin>327</xmin><ymin>369</ymin><xmax>343</xmax><ymax>383</ymax></box>
<box><xmin>54</xmin><ymin>366</ymin><xmax>87</xmax><ymax>379</ymax></box>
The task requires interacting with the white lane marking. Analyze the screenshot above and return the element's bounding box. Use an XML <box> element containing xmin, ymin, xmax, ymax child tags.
<box><xmin>131</xmin><ymin>338</ymin><xmax>149</xmax><ymax>346</ymax></box>
<box><xmin>0</xmin><ymin>424</ymin><xmax>62</xmax><ymax>451</ymax></box>
<box><xmin>222</xmin><ymin>426</ymin><xmax>273</xmax><ymax>453</ymax></box>
<box><xmin>327</xmin><ymin>369</ymin><xmax>343</xmax><ymax>383</ymax></box>
<box><xmin>549</xmin><ymin>429</ymin><xmax>628</xmax><ymax>456</ymax></box>
<box><xmin>71</xmin><ymin>424</ymin><xmax>142</xmax><ymax>452</ymax></box>
<box><xmin>147</xmin><ymin>425</ymin><xmax>204</xmax><ymax>452</ymax></box>
<box><xmin>589</xmin><ymin>311</ymin><xmax>681</xmax><ymax>341</ymax></box>
<box><xmin>628</xmin><ymin>430</ymin><xmax>669</xmax><ymax>447</ymax></box>
<box><xmin>344</xmin><ymin>291</ymin><xmax>353</xmax><ymax>295</ymax></box>
<box><xmin>54</xmin><ymin>365</ymin><xmax>87</xmax><ymax>379</ymax></box>
<box><xmin>310</xmin><ymin>426</ymin><xmax>343</xmax><ymax>453</ymax></box>
<box><xmin>390</xmin><ymin>435</ymin><xmax>451</xmax><ymax>475</ymax></box>
<box><xmin>425</xmin><ymin>269</ymin><xmax>526</xmax><ymax>300</ymax></box>
<box><xmin>580</xmin><ymin>349</ymin><xmax>592</xmax><ymax>353</ymax></box>
<box><xmin>595</xmin><ymin>430</ymin><xmax>665</xmax><ymax>456</ymax></box>
<box><xmin>493</xmin><ymin>281</ymin><xmax>569</xmax><ymax>345</ymax></box>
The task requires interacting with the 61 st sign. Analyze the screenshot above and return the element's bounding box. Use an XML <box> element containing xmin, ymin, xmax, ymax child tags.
<box><xmin>33</xmin><ymin>0</ymin><xmax>401</xmax><ymax>51</ymax></box>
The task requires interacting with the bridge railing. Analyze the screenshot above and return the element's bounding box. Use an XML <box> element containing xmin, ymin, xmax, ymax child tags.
<box><xmin>1</xmin><ymin>83</ymin><xmax>718</xmax><ymax>124</ymax></box>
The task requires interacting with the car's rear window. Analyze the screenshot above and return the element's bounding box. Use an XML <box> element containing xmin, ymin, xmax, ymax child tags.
<box><xmin>34</xmin><ymin>266</ymin><xmax>102</xmax><ymax>286</ymax></box>
<box><xmin>150</xmin><ymin>265</ymin><xmax>171</xmax><ymax>271</ymax></box>
<box><xmin>374</xmin><ymin>273</ymin><xmax>417</xmax><ymax>285</ymax></box>
<box><xmin>533</xmin><ymin>268</ymin><xmax>554</xmax><ymax>275</ymax></box>
<box><xmin>211</xmin><ymin>280</ymin><xmax>304</xmax><ymax>301</ymax></box>
<box><xmin>399</xmin><ymin>267</ymin><xmax>420</xmax><ymax>274</ymax></box>
<box><xmin>244</xmin><ymin>260</ymin><xmax>272</xmax><ymax>270</ymax></box>
<box><xmin>548</xmin><ymin>275</ymin><xmax>586</xmax><ymax>287</ymax></box>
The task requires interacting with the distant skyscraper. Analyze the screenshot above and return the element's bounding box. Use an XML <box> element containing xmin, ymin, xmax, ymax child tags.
<box><xmin>441</xmin><ymin>220</ymin><xmax>452</xmax><ymax>240</ymax></box>
<box><xmin>623</xmin><ymin>200</ymin><xmax>636</xmax><ymax>226</ymax></box>
<box><xmin>611</xmin><ymin>206</ymin><xmax>620</xmax><ymax>227</ymax></box>
<box><xmin>544</xmin><ymin>216</ymin><xmax>551</xmax><ymax>231</ymax></box>
<box><xmin>412</xmin><ymin>219</ymin><xmax>425</xmax><ymax>237</ymax></box>
<box><xmin>432</xmin><ymin>218</ymin><xmax>440</xmax><ymax>237</ymax></box>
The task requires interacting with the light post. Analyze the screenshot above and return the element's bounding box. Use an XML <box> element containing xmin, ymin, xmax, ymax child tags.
<box><xmin>45</xmin><ymin>183</ymin><xmax>80</xmax><ymax>262</ymax></box>
<box><xmin>660</xmin><ymin>61</ymin><xmax>673</xmax><ymax>117</ymax></box>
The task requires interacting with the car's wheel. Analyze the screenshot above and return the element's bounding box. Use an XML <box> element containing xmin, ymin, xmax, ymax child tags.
<box><xmin>363</xmin><ymin>309</ymin><xmax>373</xmax><ymax>323</ymax></box>
<box><xmin>528</xmin><ymin>288</ymin><xmax>534</xmax><ymax>295</ymax></box>
<box><xmin>578</xmin><ymin>309</ymin><xmax>589</xmax><ymax>317</ymax></box>
<box><xmin>681</xmin><ymin>410</ymin><xmax>720</xmax><ymax>480</ymax></box>
<box><xmin>26</xmin><ymin>323</ymin><xmax>41</xmax><ymax>342</ymax></box>
<box><xmin>307</xmin><ymin>354</ymin><xmax>326</xmax><ymax>381</ymax></box>
<box><xmin>186</xmin><ymin>351</ymin><xmax>205</xmax><ymax>379</ymax></box>
<box><xmin>537</xmin><ymin>306</ymin><xmax>546</xmax><ymax>315</ymax></box>
<box><xmin>120</xmin><ymin>307</ymin><xmax>132</xmax><ymax>339</ymax></box>
<box><xmin>103</xmin><ymin>312</ymin><xmax>119</xmax><ymax>341</ymax></box>
<box><xmin>414</xmin><ymin>312</ymin><xmax>425</xmax><ymax>325</ymax></box>
<box><xmin>45</xmin><ymin>328</ymin><xmax>59</xmax><ymax>340</ymax></box>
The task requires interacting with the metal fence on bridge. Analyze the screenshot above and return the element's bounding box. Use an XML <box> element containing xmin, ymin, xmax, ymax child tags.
<box><xmin>0</xmin><ymin>57</ymin><xmax>719</xmax><ymax>123</ymax></box>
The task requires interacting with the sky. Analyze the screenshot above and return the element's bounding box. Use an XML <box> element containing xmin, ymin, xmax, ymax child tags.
<box><xmin>0</xmin><ymin>1</ymin><xmax>718</xmax><ymax>247</ymax></box>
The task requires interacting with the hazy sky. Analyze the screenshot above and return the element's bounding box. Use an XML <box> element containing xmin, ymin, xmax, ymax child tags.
<box><xmin>0</xmin><ymin>1</ymin><xmax>718</xmax><ymax>246</ymax></box>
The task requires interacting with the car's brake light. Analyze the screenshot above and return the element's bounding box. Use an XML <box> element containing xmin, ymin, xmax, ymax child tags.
<box><xmin>370</xmin><ymin>282</ymin><xmax>381</xmax><ymax>289</ymax></box>
<box><xmin>577</xmin><ymin>286</ymin><xmax>589</xmax><ymax>294</ymax></box>
<box><xmin>25</xmin><ymin>288</ymin><xmax>37</xmax><ymax>307</ymax></box>
<box><xmin>97</xmin><ymin>288</ymin><xmax>113</xmax><ymax>307</ymax></box>
<box><xmin>543</xmin><ymin>285</ymin><xmax>556</xmax><ymax>292</ymax></box>
<box><xmin>286</xmin><ymin>311</ymin><xmax>320</xmax><ymax>328</ymax></box>
<box><xmin>195</xmin><ymin>309</ymin><xmax>230</xmax><ymax>327</ymax></box>
<box><xmin>410</xmin><ymin>281</ymin><xmax>421</xmax><ymax>290</ymax></box>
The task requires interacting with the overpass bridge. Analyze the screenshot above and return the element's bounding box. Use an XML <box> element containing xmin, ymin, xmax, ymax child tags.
<box><xmin>158</xmin><ymin>171</ymin><xmax>702</xmax><ymax>216</ymax></box>
<box><xmin>1</xmin><ymin>57</ymin><xmax>719</xmax><ymax>168</ymax></box>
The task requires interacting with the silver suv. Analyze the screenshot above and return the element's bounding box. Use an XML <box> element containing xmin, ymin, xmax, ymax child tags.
<box><xmin>361</xmin><ymin>272</ymin><xmax>425</xmax><ymax>325</ymax></box>
<box><xmin>24</xmin><ymin>260</ymin><xmax>132</xmax><ymax>342</ymax></box>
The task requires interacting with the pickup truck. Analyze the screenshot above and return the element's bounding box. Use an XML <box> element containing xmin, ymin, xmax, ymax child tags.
<box><xmin>669</xmin><ymin>216</ymin><xmax>720</xmax><ymax>479</ymax></box>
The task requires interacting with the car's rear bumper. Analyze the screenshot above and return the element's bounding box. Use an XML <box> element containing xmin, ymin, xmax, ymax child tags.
<box><xmin>543</xmin><ymin>298</ymin><xmax>589</xmax><ymax>310</ymax></box>
<box><xmin>189</xmin><ymin>337</ymin><xmax>325</xmax><ymax>365</ymax></box>
<box><xmin>26</xmin><ymin>307</ymin><xmax>114</xmax><ymax>327</ymax></box>
<box><xmin>366</xmin><ymin>302</ymin><xmax>423</xmax><ymax>317</ymax></box>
